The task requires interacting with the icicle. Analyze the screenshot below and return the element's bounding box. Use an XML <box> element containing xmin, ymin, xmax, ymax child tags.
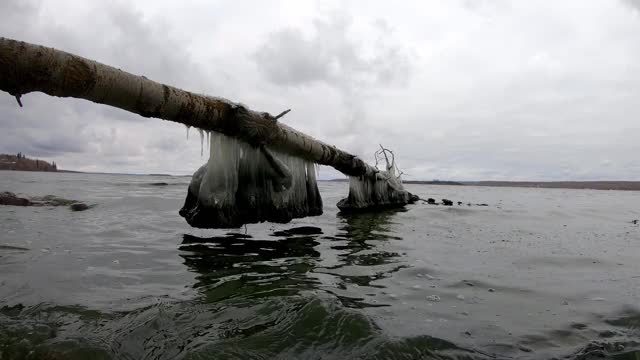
<box><xmin>306</xmin><ymin>162</ymin><xmax>322</xmax><ymax>216</ymax></box>
<box><xmin>198</xmin><ymin>132</ymin><xmax>240</xmax><ymax>208</ymax></box>
<box><xmin>198</xmin><ymin>129</ymin><xmax>204</xmax><ymax>157</ymax></box>
<box><xmin>180</xmin><ymin>132</ymin><xmax>323</xmax><ymax>228</ymax></box>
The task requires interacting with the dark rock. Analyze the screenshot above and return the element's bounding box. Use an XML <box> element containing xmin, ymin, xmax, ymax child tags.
<box><xmin>0</xmin><ymin>192</ymin><xmax>89</xmax><ymax>209</ymax></box>
<box><xmin>69</xmin><ymin>202</ymin><xmax>89</xmax><ymax>211</ymax></box>
<box><xmin>519</xmin><ymin>346</ymin><xmax>533</xmax><ymax>353</ymax></box>
<box><xmin>427</xmin><ymin>198</ymin><xmax>436</xmax><ymax>204</ymax></box>
<box><xmin>457</xmin><ymin>201</ymin><xmax>463</xmax><ymax>206</ymax></box>
<box><xmin>632</xmin><ymin>219</ymin><xmax>638</xmax><ymax>225</ymax></box>
<box><xmin>442</xmin><ymin>199</ymin><xmax>453</xmax><ymax>206</ymax></box>
<box><xmin>0</xmin><ymin>192</ymin><xmax>32</xmax><ymax>206</ymax></box>
<box><xmin>408</xmin><ymin>193</ymin><xmax>420</xmax><ymax>204</ymax></box>
<box><xmin>149</xmin><ymin>182</ymin><xmax>169</xmax><ymax>186</ymax></box>
<box><xmin>477</xmin><ymin>203</ymin><xmax>489</xmax><ymax>207</ymax></box>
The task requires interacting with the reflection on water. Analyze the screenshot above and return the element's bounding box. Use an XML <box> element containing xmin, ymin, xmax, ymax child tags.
<box><xmin>319</xmin><ymin>210</ymin><xmax>410</xmax><ymax>305</ymax></box>
<box><xmin>0</xmin><ymin>221</ymin><xmax>486</xmax><ymax>359</ymax></box>
<box><xmin>333</xmin><ymin>209</ymin><xmax>405</xmax><ymax>266</ymax></box>
<box><xmin>179</xmin><ymin>231</ymin><xmax>321</xmax><ymax>302</ymax></box>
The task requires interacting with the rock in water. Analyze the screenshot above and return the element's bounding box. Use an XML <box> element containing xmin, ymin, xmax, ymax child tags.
<box><xmin>442</xmin><ymin>199</ymin><xmax>453</xmax><ymax>206</ymax></box>
<box><xmin>0</xmin><ymin>192</ymin><xmax>90</xmax><ymax>210</ymax></box>
<box><xmin>0</xmin><ymin>192</ymin><xmax>31</xmax><ymax>206</ymax></box>
<box><xmin>69</xmin><ymin>202</ymin><xmax>89</xmax><ymax>211</ymax></box>
<box><xmin>180</xmin><ymin>132</ymin><xmax>322</xmax><ymax>228</ymax></box>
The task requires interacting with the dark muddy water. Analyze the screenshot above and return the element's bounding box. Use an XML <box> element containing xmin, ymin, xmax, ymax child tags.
<box><xmin>1</xmin><ymin>171</ymin><xmax>639</xmax><ymax>359</ymax></box>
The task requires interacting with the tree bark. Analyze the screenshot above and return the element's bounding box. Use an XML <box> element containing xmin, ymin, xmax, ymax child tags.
<box><xmin>0</xmin><ymin>37</ymin><xmax>373</xmax><ymax>176</ymax></box>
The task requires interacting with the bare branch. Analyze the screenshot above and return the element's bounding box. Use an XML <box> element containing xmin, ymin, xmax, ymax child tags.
<box><xmin>273</xmin><ymin>108</ymin><xmax>291</xmax><ymax>121</ymax></box>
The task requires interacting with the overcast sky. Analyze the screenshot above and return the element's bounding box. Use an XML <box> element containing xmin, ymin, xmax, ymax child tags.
<box><xmin>1</xmin><ymin>0</ymin><xmax>640</xmax><ymax>180</ymax></box>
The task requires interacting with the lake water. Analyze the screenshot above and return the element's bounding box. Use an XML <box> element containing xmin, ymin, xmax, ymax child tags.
<box><xmin>1</xmin><ymin>171</ymin><xmax>639</xmax><ymax>359</ymax></box>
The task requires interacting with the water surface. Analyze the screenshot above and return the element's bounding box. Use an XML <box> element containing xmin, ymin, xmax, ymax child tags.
<box><xmin>1</xmin><ymin>171</ymin><xmax>639</xmax><ymax>359</ymax></box>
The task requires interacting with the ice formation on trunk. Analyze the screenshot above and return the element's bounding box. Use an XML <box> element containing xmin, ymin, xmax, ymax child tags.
<box><xmin>198</xmin><ymin>129</ymin><xmax>205</xmax><ymax>157</ymax></box>
<box><xmin>337</xmin><ymin>148</ymin><xmax>415</xmax><ymax>212</ymax></box>
<box><xmin>180</xmin><ymin>132</ymin><xmax>323</xmax><ymax>228</ymax></box>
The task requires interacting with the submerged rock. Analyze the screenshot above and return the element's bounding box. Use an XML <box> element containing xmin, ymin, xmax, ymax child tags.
<box><xmin>0</xmin><ymin>191</ymin><xmax>90</xmax><ymax>211</ymax></box>
<box><xmin>69</xmin><ymin>202</ymin><xmax>89</xmax><ymax>211</ymax></box>
<box><xmin>149</xmin><ymin>182</ymin><xmax>169</xmax><ymax>186</ymax></box>
<box><xmin>0</xmin><ymin>192</ymin><xmax>31</xmax><ymax>206</ymax></box>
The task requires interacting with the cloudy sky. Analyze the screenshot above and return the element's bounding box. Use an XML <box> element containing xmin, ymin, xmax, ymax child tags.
<box><xmin>1</xmin><ymin>0</ymin><xmax>640</xmax><ymax>180</ymax></box>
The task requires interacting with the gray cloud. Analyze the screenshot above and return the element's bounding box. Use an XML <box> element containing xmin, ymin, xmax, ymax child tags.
<box><xmin>254</xmin><ymin>14</ymin><xmax>411</xmax><ymax>88</ymax></box>
<box><xmin>0</xmin><ymin>0</ymin><xmax>210</xmax><ymax>174</ymax></box>
<box><xmin>623</xmin><ymin>0</ymin><xmax>640</xmax><ymax>11</ymax></box>
<box><xmin>1</xmin><ymin>1</ymin><xmax>639</xmax><ymax>180</ymax></box>
<box><xmin>253</xmin><ymin>13</ymin><xmax>413</xmax><ymax>158</ymax></box>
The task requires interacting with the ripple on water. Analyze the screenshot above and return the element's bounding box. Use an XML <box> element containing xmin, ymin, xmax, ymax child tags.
<box><xmin>2</xmin><ymin>175</ymin><xmax>640</xmax><ymax>359</ymax></box>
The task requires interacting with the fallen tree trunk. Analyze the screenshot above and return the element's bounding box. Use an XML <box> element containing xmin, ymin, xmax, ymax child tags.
<box><xmin>0</xmin><ymin>37</ymin><xmax>416</xmax><ymax>227</ymax></box>
<box><xmin>0</xmin><ymin>37</ymin><xmax>369</xmax><ymax>176</ymax></box>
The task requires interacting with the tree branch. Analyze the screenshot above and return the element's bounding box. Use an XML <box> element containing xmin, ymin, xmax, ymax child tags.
<box><xmin>0</xmin><ymin>37</ymin><xmax>374</xmax><ymax>177</ymax></box>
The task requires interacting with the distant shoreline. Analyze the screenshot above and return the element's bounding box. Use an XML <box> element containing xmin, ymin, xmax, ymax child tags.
<box><xmin>463</xmin><ymin>181</ymin><xmax>640</xmax><ymax>191</ymax></box>
<box><xmin>3</xmin><ymin>153</ymin><xmax>638</xmax><ymax>191</ymax></box>
<box><xmin>329</xmin><ymin>178</ymin><xmax>640</xmax><ymax>191</ymax></box>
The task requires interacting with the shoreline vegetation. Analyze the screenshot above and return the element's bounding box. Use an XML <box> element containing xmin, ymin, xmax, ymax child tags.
<box><xmin>0</xmin><ymin>153</ymin><xmax>58</xmax><ymax>172</ymax></box>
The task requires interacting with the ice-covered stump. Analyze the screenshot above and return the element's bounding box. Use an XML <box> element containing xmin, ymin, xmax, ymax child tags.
<box><xmin>180</xmin><ymin>132</ymin><xmax>323</xmax><ymax>228</ymax></box>
<box><xmin>337</xmin><ymin>146</ymin><xmax>417</xmax><ymax>212</ymax></box>
<box><xmin>337</xmin><ymin>173</ymin><xmax>415</xmax><ymax>212</ymax></box>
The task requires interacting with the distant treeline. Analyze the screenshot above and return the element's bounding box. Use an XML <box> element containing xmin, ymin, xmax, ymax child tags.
<box><xmin>0</xmin><ymin>153</ymin><xmax>58</xmax><ymax>172</ymax></box>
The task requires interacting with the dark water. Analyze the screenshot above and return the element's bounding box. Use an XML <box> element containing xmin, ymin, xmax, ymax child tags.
<box><xmin>1</xmin><ymin>171</ymin><xmax>639</xmax><ymax>359</ymax></box>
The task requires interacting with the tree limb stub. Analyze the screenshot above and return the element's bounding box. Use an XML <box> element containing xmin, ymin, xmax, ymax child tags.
<box><xmin>0</xmin><ymin>37</ymin><xmax>371</xmax><ymax>177</ymax></box>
